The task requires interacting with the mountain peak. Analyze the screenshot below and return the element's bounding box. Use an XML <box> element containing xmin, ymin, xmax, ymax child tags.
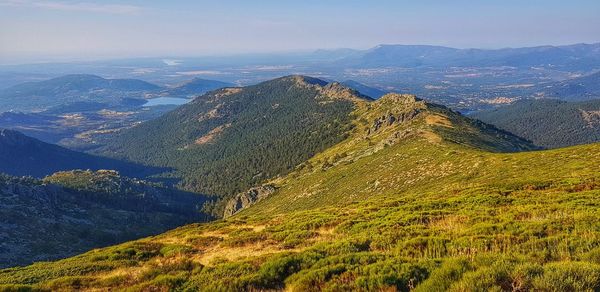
<box><xmin>280</xmin><ymin>75</ymin><xmax>372</xmax><ymax>101</ymax></box>
<box><xmin>284</xmin><ymin>75</ymin><xmax>329</xmax><ymax>87</ymax></box>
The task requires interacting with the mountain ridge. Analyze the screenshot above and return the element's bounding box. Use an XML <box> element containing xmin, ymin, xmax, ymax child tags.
<box><xmin>335</xmin><ymin>43</ymin><xmax>600</xmax><ymax>69</ymax></box>
<box><xmin>0</xmin><ymin>128</ymin><xmax>161</xmax><ymax>178</ymax></box>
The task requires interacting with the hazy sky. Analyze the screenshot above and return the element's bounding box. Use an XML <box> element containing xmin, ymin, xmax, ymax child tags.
<box><xmin>1</xmin><ymin>0</ymin><xmax>600</xmax><ymax>62</ymax></box>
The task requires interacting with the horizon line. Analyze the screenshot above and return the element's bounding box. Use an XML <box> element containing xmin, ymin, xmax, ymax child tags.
<box><xmin>2</xmin><ymin>41</ymin><xmax>600</xmax><ymax>67</ymax></box>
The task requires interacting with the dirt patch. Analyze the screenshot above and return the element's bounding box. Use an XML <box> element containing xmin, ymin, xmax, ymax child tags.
<box><xmin>195</xmin><ymin>123</ymin><xmax>231</xmax><ymax>145</ymax></box>
<box><xmin>198</xmin><ymin>103</ymin><xmax>223</xmax><ymax>121</ymax></box>
<box><xmin>214</xmin><ymin>88</ymin><xmax>242</xmax><ymax>98</ymax></box>
<box><xmin>420</xmin><ymin>130</ymin><xmax>443</xmax><ymax>143</ymax></box>
<box><xmin>425</xmin><ymin>114</ymin><xmax>453</xmax><ymax>128</ymax></box>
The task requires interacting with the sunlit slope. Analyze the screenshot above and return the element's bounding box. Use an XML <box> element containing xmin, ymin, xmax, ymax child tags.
<box><xmin>245</xmin><ymin>93</ymin><xmax>541</xmax><ymax>215</ymax></box>
<box><xmin>1</xmin><ymin>138</ymin><xmax>599</xmax><ymax>290</ymax></box>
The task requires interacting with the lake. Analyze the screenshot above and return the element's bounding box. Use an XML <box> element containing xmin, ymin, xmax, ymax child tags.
<box><xmin>144</xmin><ymin>97</ymin><xmax>191</xmax><ymax>107</ymax></box>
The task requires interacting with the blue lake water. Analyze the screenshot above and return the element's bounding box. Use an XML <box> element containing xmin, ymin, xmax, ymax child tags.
<box><xmin>144</xmin><ymin>97</ymin><xmax>191</xmax><ymax>107</ymax></box>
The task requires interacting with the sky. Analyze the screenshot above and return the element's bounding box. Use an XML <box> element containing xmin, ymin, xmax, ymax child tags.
<box><xmin>1</xmin><ymin>0</ymin><xmax>600</xmax><ymax>63</ymax></box>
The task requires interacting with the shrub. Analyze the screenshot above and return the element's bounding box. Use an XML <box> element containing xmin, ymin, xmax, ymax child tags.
<box><xmin>414</xmin><ymin>258</ymin><xmax>470</xmax><ymax>292</ymax></box>
<box><xmin>532</xmin><ymin>261</ymin><xmax>600</xmax><ymax>291</ymax></box>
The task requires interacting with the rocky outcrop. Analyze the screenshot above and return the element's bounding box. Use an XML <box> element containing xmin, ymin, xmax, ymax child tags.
<box><xmin>367</xmin><ymin>110</ymin><xmax>421</xmax><ymax>135</ymax></box>
<box><xmin>366</xmin><ymin>93</ymin><xmax>426</xmax><ymax>136</ymax></box>
<box><xmin>223</xmin><ymin>185</ymin><xmax>277</xmax><ymax>218</ymax></box>
<box><xmin>318</xmin><ymin>82</ymin><xmax>371</xmax><ymax>101</ymax></box>
<box><xmin>379</xmin><ymin>93</ymin><xmax>420</xmax><ymax>104</ymax></box>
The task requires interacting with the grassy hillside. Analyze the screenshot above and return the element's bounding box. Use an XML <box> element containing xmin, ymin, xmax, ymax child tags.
<box><xmin>0</xmin><ymin>170</ymin><xmax>210</xmax><ymax>269</ymax></box>
<box><xmin>472</xmin><ymin>99</ymin><xmax>600</xmax><ymax>148</ymax></box>
<box><xmin>1</xmin><ymin>92</ymin><xmax>586</xmax><ymax>291</ymax></box>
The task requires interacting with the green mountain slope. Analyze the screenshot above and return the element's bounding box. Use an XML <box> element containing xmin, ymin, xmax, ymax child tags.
<box><xmin>2</xmin><ymin>85</ymin><xmax>582</xmax><ymax>291</ymax></box>
<box><xmin>0</xmin><ymin>170</ymin><xmax>210</xmax><ymax>268</ymax></box>
<box><xmin>233</xmin><ymin>93</ymin><xmax>537</xmax><ymax>215</ymax></box>
<box><xmin>0</xmin><ymin>129</ymin><xmax>159</xmax><ymax>178</ymax></box>
<box><xmin>100</xmin><ymin>76</ymin><xmax>368</xmax><ymax>206</ymax></box>
<box><xmin>472</xmin><ymin>99</ymin><xmax>600</xmax><ymax>148</ymax></box>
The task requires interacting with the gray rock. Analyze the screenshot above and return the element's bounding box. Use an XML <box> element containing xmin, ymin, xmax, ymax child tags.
<box><xmin>223</xmin><ymin>185</ymin><xmax>276</xmax><ymax>218</ymax></box>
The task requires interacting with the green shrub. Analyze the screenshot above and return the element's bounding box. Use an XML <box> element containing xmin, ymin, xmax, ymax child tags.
<box><xmin>415</xmin><ymin>258</ymin><xmax>470</xmax><ymax>292</ymax></box>
<box><xmin>533</xmin><ymin>261</ymin><xmax>600</xmax><ymax>291</ymax></box>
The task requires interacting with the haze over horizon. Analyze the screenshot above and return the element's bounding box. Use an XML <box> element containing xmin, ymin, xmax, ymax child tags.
<box><xmin>1</xmin><ymin>0</ymin><xmax>600</xmax><ymax>64</ymax></box>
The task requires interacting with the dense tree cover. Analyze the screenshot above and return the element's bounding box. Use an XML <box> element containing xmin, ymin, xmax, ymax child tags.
<box><xmin>101</xmin><ymin>76</ymin><xmax>358</xmax><ymax>206</ymax></box>
<box><xmin>0</xmin><ymin>170</ymin><xmax>210</xmax><ymax>268</ymax></box>
<box><xmin>473</xmin><ymin>98</ymin><xmax>600</xmax><ymax>148</ymax></box>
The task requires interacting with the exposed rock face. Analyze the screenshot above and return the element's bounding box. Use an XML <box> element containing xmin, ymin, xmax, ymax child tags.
<box><xmin>368</xmin><ymin>110</ymin><xmax>421</xmax><ymax>134</ymax></box>
<box><xmin>288</xmin><ymin>75</ymin><xmax>371</xmax><ymax>102</ymax></box>
<box><xmin>223</xmin><ymin>185</ymin><xmax>277</xmax><ymax>218</ymax></box>
<box><xmin>318</xmin><ymin>82</ymin><xmax>371</xmax><ymax>101</ymax></box>
<box><xmin>379</xmin><ymin>93</ymin><xmax>420</xmax><ymax>104</ymax></box>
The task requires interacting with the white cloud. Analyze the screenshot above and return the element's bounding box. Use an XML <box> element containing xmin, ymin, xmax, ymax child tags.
<box><xmin>0</xmin><ymin>0</ymin><xmax>142</xmax><ymax>15</ymax></box>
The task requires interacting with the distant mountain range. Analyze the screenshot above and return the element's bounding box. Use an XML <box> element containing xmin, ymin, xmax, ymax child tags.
<box><xmin>473</xmin><ymin>98</ymin><xmax>600</xmax><ymax>148</ymax></box>
<box><xmin>331</xmin><ymin>43</ymin><xmax>600</xmax><ymax>70</ymax></box>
